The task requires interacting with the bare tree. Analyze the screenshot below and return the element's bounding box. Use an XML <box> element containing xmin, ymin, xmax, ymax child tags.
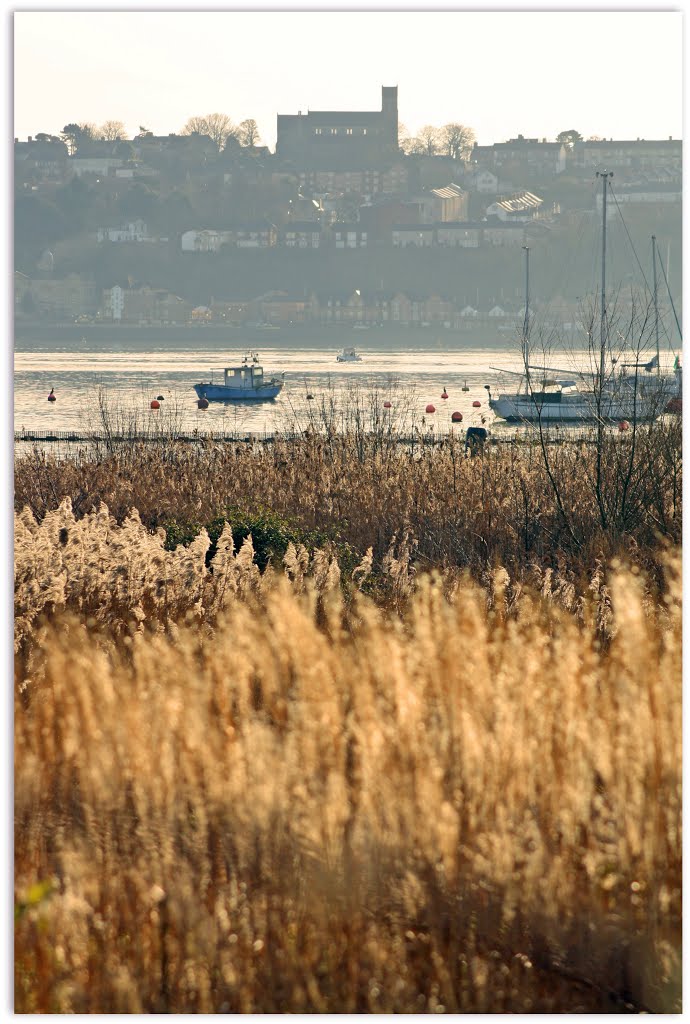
<box><xmin>99</xmin><ymin>120</ymin><xmax>127</xmax><ymax>142</ymax></box>
<box><xmin>442</xmin><ymin>122</ymin><xmax>476</xmax><ymax>160</ymax></box>
<box><xmin>401</xmin><ymin>136</ymin><xmax>425</xmax><ymax>156</ymax></box>
<box><xmin>238</xmin><ymin>119</ymin><xmax>260</xmax><ymax>147</ymax></box>
<box><xmin>418</xmin><ymin>125</ymin><xmax>441</xmax><ymax>156</ymax></box>
<box><xmin>181</xmin><ymin>113</ymin><xmax>237</xmax><ymax>151</ymax></box>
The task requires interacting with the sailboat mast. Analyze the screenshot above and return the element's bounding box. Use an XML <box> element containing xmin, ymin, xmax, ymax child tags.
<box><xmin>652</xmin><ymin>235</ymin><xmax>660</xmax><ymax>373</ymax></box>
<box><xmin>597</xmin><ymin>171</ymin><xmax>613</xmax><ymax>390</ymax></box>
<box><xmin>522</xmin><ymin>244</ymin><xmax>530</xmax><ymax>364</ymax></box>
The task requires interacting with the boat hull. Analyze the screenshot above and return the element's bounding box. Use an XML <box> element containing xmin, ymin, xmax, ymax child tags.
<box><xmin>489</xmin><ymin>389</ymin><xmax>668</xmax><ymax>424</ymax></box>
<box><xmin>194</xmin><ymin>382</ymin><xmax>283</xmax><ymax>402</ymax></box>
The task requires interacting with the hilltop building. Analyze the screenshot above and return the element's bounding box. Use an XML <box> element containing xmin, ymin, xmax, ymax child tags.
<box><xmin>276</xmin><ymin>85</ymin><xmax>399</xmax><ymax>169</ymax></box>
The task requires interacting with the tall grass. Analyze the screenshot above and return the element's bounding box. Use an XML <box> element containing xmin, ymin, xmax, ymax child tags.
<box><xmin>14</xmin><ymin>501</ymin><xmax>681</xmax><ymax>1011</ymax></box>
<box><xmin>14</xmin><ymin>412</ymin><xmax>681</xmax><ymax>1011</ymax></box>
<box><xmin>14</xmin><ymin>415</ymin><xmax>682</xmax><ymax>581</ymax></box>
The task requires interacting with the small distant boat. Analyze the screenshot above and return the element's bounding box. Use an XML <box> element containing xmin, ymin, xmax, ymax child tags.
<box><xmin>247</xmin><ymin>321</ymin><xmax>281</xmax><ymax>331</ymax></box>
<box><xmin>193</xmin><ymin>352</ymin><xmax>284</xmax><ymax>402</ymax></box>
<box><xmin>336</xmin><ymin>347</ymin><xmax>363</xmax><ymax>363</ymax></box>
<box><xmin>352</xmin><ymin>323</ymin><xmax>370</xmax><ymax>331</ymax></box>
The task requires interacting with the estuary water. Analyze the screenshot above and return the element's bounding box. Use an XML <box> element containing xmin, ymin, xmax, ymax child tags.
<box><xmin>14</xmin><ymin>335</ymin><xmax>650</xmax><ymax>440</ymax></box>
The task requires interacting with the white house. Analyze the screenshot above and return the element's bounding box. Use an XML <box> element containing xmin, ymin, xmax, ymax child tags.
<box><xmin>482</xmin><ymin>223</ymin><xmax>526</xmax><ymax>246</ymax></box>
<box><xmin>234</xmin><ymin>225</ymin><xmax>277</xmax><ymax>248</ymax></box>
<box><xmin>485</xmin><ymin>192</ymin><xmax>543</xmax><ymax>222</ymax></box>
<box><xmin>97</xmin><ymin>219</ymin><xmax>151</xmax><ymax>243</ymax></box>
<box><xmin>473</xmin><ymin>170</ymin><xmax>499</xmax><ymax>194</ymax></box>
<box><xmin>103</xmin><ymin>284</ymin><xmax>124</xmax><ymax>320</ymax></box>
<box><xmin>391</xmin><ymin>225</ymin><xmax>434</xmax><ymax>248</ymax></box>
<box><xmin>333</xmin><ymin>226</ymin><xmax>368</xmax><ymax>249</ymax></box>
<box><xmin>595</xmin><ymin>182</ymin><xmax>681</xmax><ymax>210</ymax></box>
<box><xmin>70</xmin><ymin>156</ymin><xmax>123</xmax><ymax>177</ymax></box>
<box><xmin>283</xmin><ymin>222</ymin><xmax>322</xmax><ymax>248</ymax></box>
<box><xmin>181</xmin><ymin>229</ymin><xmax>231</xmax><ymax>252</ymax></box>
<box><xmin>435</xmin><ymin>222</ymin><xmax>482</xmax><ymax>248</ymax></box>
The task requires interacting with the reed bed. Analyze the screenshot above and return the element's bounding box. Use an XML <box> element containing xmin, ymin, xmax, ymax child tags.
<box><xmin>15</xmin><ymin>503</ymin><xmax>682</xmax><ymax>1012</ymax></box>
<box><xmin>14</xmin><ymin>415</ymin><xmax>682</xmax><ymax>583</ymax></box>
<box><xmin>14</xmin><ymin>416</ymin><xmax>681</xmax><ymax>1011</ymax></box>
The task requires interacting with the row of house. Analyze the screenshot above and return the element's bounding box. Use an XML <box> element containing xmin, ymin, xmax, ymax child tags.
<box><xmin>16</xmin><ymin>270</ymin><xmax>568</xmax><ymax>329</ymax></box>
<box><xmin>177</xmin><ymin>219</ymin><xmax>535</xmax><ymax>251</ymax></box>
<box><xmin>16</xmin><ymin>127</ymin><xmax>681</xmax><ymax>195</ymax></box>
<box><xmin>470</xmin><ymin>135</ymin><xmax>681</xmax><ymax>179</ymax></box>
<box><xmin>101</xmin><ymin>286</ymin><xmax>532</xmax><ymax>327</ymax></box>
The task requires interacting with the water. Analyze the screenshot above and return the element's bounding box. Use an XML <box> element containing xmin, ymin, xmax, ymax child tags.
<box><xmin>14</xmin><ymin>341</ymin><xmax>528</xmax><ymax>436</ymax></box>
<box><xmin>15</xmin><ymin>337</ymin><xmax>652</xmax><ymax>441</ymax></box>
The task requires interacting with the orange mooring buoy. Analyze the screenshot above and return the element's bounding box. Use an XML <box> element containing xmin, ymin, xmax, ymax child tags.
<box><xmin>197</xmin><ymin>397</ymin><xmax>209</xmax><ymax>410</ymax></box>
<box><xmin>472</xmin><ymin>400</ymin><xmax>481</xmax><ymax>408</ymax></box>
<box><xmin>425</xmin><ymin>404</ymin><xmax>436</xmax><ymax>414</ymax></box>
<box><xmin>383</xmin><ymin>401</ymin><xmax>392</xmax><ymax>409</ymax></box>
<box><xmin>451</xmin><ymin>411</ymin><xmax>463</xmax><ymax>423</ymax></box>
<box><xmin>441</xmin><ymin>389</ymin><xmax>449</xmax><ymax>399</ymax></box>
<box><xmin>150</xmin><ymin>399</ymin><xmax>160</xmax><ymax>410</ymax></box>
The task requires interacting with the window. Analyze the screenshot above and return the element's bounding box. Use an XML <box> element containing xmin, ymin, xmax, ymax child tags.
<box><xmin>314</xmin><ymin>128</ymin><xmax>322</xmax><ymax>135</ymax></box>
<box><xmin>346</xmin><ymin>128</ymin><xmax>353</xmax><ymax>135</ymax></box>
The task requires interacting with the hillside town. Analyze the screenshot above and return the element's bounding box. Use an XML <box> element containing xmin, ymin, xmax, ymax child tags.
<box><xmin>14</xmin><ymin>86</ymin><xmax>682</xmax><ymax>332</ymax></box>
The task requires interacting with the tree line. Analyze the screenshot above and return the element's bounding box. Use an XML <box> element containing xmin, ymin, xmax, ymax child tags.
<box><xmin>30</xmin><ymin>119</ymin><xmax>602</xmax><ymax>162</ymax></box>
<box><xmin>29</xmin><ymin>115</ymin><xmax>264</xmax><ymax>156</ymax></box>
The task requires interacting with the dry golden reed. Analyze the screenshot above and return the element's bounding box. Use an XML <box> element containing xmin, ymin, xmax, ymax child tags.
<box><xmin>14</xmin><ymin>502</ymin><xmax>681</xmax><ymax>1011</ymax></box>
<box><xmin>15</xmin><ymin>417</ymin><xmax>682</xmax><ymax>578</ymax></box>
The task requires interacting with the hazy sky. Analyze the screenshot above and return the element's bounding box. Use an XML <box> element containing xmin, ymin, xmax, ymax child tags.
<box><xmin>12</xmin><ymin>8</ymin><xmax>684</xmax><ymax>147</ymax></box>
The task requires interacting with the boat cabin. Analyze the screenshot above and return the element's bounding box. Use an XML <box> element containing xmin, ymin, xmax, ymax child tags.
<box><xmin>223</xmin><ymin>363</ymin><xmax>264</xmax><ymax>389</ymax></box>
<box><xmin>528</xmin><ymin>379</ymin><xmax>577</xmax><ymax>403</ymax></box>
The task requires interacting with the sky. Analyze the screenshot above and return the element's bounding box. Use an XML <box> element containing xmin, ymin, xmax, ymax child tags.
<box><xmin>12</xmin><ymin>8</ymin><xmax>684</xmax><ymax>149</ymax></box>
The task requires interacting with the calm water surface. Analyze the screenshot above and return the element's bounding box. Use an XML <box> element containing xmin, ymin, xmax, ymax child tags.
<box><xmin>13</xmin><ymin>338</ymin><xmax>611</xmax><ymax>438</ymax></box>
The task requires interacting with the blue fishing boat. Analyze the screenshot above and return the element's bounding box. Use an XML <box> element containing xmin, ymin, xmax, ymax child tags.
<box><xmin>193</xmin><ymin>352</ymin><xmax>284</xmax><ymax>402</ymax></box>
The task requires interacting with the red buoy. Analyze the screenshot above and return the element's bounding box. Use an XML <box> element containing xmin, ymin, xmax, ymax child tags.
<box><xmin>150</xmin><ymin>399</ymin><xmax>160</xmax><ymax>410</ymax></box>
<box><xmin>441</xmin><ymin>389</ymin><xmax>449</xmax><ymax>399</ymax></box>
<box><xmin>197</xmin><ymin>398</ymin><xmax>209</xmax><ymax>410</ymax></box>
<box><xmin>472</xmin><ymin>400</ymin><xmax>481</xmax><ymax>408</ymax></box>
<box><xmin>383</xmin><ymin>401</ymin><xmax>392</xmax><ymax>409</ymax></box>
<box><xmin>47</xmin><ymin>388</ymin><xmax>56</xmax><ymax>403</ymax></box>
<box><xmin>451</xmin><ymin>411</ymin><xmax>463</xmax><ymax>423</ymax></box>
<box><xmin>425</xmin><ymin>403</ymin><xmax>436</xmax><ymax>414</ymax></box>
<box><xmin>618</xmin><ymin>420</ymin><xmax>630</xmax><ymax>432</ymax></box>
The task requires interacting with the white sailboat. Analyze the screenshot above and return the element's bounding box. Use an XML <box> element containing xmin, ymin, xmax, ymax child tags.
<box><xmin>487</xmin><ymin>175</ymin><xmax>680</xmax><ymax>425</ymax></box>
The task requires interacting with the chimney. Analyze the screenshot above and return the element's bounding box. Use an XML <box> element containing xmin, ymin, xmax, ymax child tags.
<box><xmin>28</xmin><ymin>136</ymin><xmax>32</xmax><ymax>143</ymax></box>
